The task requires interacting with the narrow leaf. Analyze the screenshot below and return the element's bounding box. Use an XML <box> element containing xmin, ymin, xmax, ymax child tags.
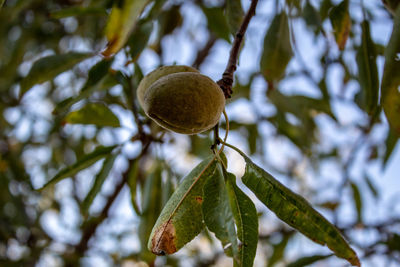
<box><xmin>303</xmin><ymin>1</ymin><xmax>321</xmax><ymax>33</ymax></box>
<box><xmin>225</xmin><ymin>171</ymin><xmax>258</xmax><ymax>267</ymax></box>
<box><xmin>64</xmin><ymin>103</ymin><xmax>120</xmax><ymax>127</ymax></box>
<box><xmin>139</xmin><ymin>166</ymin><xmax>163</xmax><ymax>262</ymax></box>
<box><xmin>287</xmin><ymin>254</ymin><xmax>333</xmax><ymax>267</ymax></box>
<box><xmin>356</xmin><ymin>20</ymin><xmax>379</xmax><ymax>115</ymax></box>
<box><xmin>1</xmin><ymin>0</ymin><xmax>5</xmax><ymax>8</ymax></box>
<box><xmin>260</xmin><ymin>11</ymin><xmax>293</xmax><ymax>84</ymax></box>
<box><xmin>103</xmin><ymin>0</ymin><xmax>150</xmax><ymax>57</ymax></box>
<box><xmin>381</xmin><ymin>6</ymin><xmax>400</xmax><ymax>135</ymax></box>
<box><xmin>350</xmin><ymin>182</ymin><xmax>363</xmax><ymax>223</ymax></box>
<box><xmin>235</xmin><ymin>150</ymin><xmax>359</xmax><ymax>266</ymax></box>
<box><xmin>226</xmin><ymin>0</ymin><xmax>244</xmax><ymax>34</ymax></box>
<box><xmin>53</xmin><ymin>59</ymin><xmax>115</xmax><ymax>114</ymax></box>
<box><xmin>383</xmin><ymin>128</ymin><xmax>399</xmax><ymax>167</ymax></box>
<box><xmin>364</xmin><ymin>174</ymin><xmax>379</xmax><ymax>199</ymax></box>
<box><xmin>148</xmin><ymin>156</ymin><xmax>218</xmax><ymax>255</ymax></box>
<box><xmin>267</xmin><ymin>233</ymin><xmax>292</xmax><ymax>267</ymax></box>
<box><xmin>202</xmin><ymin>7</ymin><xmax>231</xmax><ymax>42</ymax></box>
<box><xmin>82</xmin><ymin>152</ymin><xmax>118</xmax><ymax>215</ymax></box>
<box><xmin>50</xmin><ymin>7</ymin><xmax>107</xmax><ymax>19</ymax></box>
<box><xmin>128</xmin><ymin>20</ymin><xmax>153</xmax><ymax>62</ymax></box>
<box><xmin>20</xmin><ymin>52</ymin><xmax>92</xmax><ymax>96</ymax></box>
<box><xmin>329</xmin><ymin>0</ymin><xmax>351</xmax><ymax>50</ymax></box>
<box><xmin>202</xmin><ymin>164</ymin><xmax>238</xmax><ymax>258</ymax></box>
<box><xmin>39</xmin><ymin>146</ymin><xmax>117</xmax><ymax>190</ymax></box>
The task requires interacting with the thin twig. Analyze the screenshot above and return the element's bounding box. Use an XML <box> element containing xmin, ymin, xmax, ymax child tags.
<box><xmin>192</xmin><ymin>34</ymin><xmax>217</xmax><ymax>69</ymax></box>
<box><xmin>217</xmin><ymin>0</ymin><xmax>259</xmax><ymax>98</ymax></box>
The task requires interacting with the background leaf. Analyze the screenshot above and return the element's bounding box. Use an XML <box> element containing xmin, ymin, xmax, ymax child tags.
<box><xmin>287</xmin><ymin>254</ymin><xmax>333</xmax><ymax>267</ymax></box>
<box><xmin>356</xmin><ymin>20</ymin><xmax>379</xmax><ymax>115</ymax></box>
<box><xmin>103</xmin><ymin>0</ymin><xmax>150</xmax><ymax>57</ymax></box>
<box><xmin>329</xmin><ymin>0</ymin><xmax>351</xmax><ymax>50</ymax></box>
<box><xmin>260</xmin><ymin>11</ymin><xmax>293</xmax><ymax>84</ymax></box>
<box><xmin>202</xmin><ymin>6</ymin><xmax>231</xmax><ymax>42</ymax></box>
<box><xmin>64</xmin><ymin>103</ymin><xmax>120</xmax><ymax>127</ymax></box>
<box><xmin>381</xmin><ymin>6</ymin><xmax>400</xmax><ymax>135</ymax></box>
<box><xmin>39</xmin><ymin>145</ymin><xmax>117</xmax><ymax>190</ymax></box>
<box><xmin>20</xmin><ymin>52</ymin><xmax>92</xmax><ymax>96</ymax></box>
<box><xmin>226</xmin><ymin>0</ymin><xmax>244</xmax><ymax>34</ymax></box>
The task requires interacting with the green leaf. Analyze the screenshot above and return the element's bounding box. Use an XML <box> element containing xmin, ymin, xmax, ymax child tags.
<box><xmin>50</xmin><ymin>6</ymin><xmax>107</xmax><ymax>19</ymax></box>
<box><xmin>329</xmin><ymin>0</ymin><xmax>351</xmax><ymax>50</ymax></box>
<box><xmin>38</xmin><ymin>146</ymin><xmax>117</xmax><ymax>190</ymax></box>
<box><xmin>202</xmin><ymin>164</ymin><xmax>238</xmax><ymax>258</ymax></box>
<box><xmin>103</xmin><ymin>0</ymin><xmax>150</xmax><ymax>57</ymax></box>
<box><xmin>303</xmin><ymin>1</ymin><xmax>321</xmax><ymax>33</ymax></box>
<box><xmin>81</xmin><ymin>152</ymin><xmax>118</xmax><ymax>215</ymax></box>
<box><xmin>267</xmin><ymin>233</ymin><xmax>292</xmax><ymax>267</ymax></box>
<box><xmin>364</xmin><ymin>174</ymin><xmax>378</xmax><ymax>199</ymax></box>
<box><xmin>383</xmin><ymin>0</ymin><xmax>400</xmax><ymax>14</ymax></box>
<box><xmin>234</xmin><ymin>150</ymin><xmax>360</xmax><ymax>266</ymax></box>
<box><xmin>226</xmin><ymin>0</ymin><xmax>244</xmax><ymax>34</ymax></box>
<box><xmin>260</xmin><ymin>11</ymin><xmax>293</xmax><ymax>84</ymax></box>
<box><xmin>225</xmin><ymin>171</ymin><xmax>258</xmax><ymax>267</ymax></box>
<box><xmin>381</xmin><ymin>6</ymin><xmax>400</xmax><ymax>135</ymax></box>
<box><xmin>356</xmin><ymin>20</ymin><xmax>379</xmax><ymax>115</ymax></box>
<box><xmin>20</xmin><ymin>52</ymin><xmax>92</xmax><ymax>96</ymax></box>
<box><xmin>350</xmin><ymin>182</ymin><xmax>363</xmax><ymax>223</ymax></box>
<box><xmin>64</xmin><ymin>103</ymin><xmax>120</xmax><ymax>127</ymax></box>
<box><xmin>148</xmin><ymin>156</ymin><xmax>218</xmax><ymax>255</ymax></box>
<box><xmin>128</xmin><ymin>20</ymin><xmax>153</xmax><ymax>62</ymax></box>
<box><xmin>127</xmin><ymin>159</ymin><xmax>141</xmax><ymax>215</ymax></box>
<box><xmin>202</xmin><ymin>7</ymin><xmax>231</xmax><ymax>42</ymax></box>
<box><xmin>0</xmin><ymin>0</ymin><xmax>5</xmax><ymax>8</ymax></box>
<box><xmin>287</xmin><ymin>254</ymin><xmax>333</xmax><ymax>267</ymax></box>
<box><xmin>139</xmin><ymin>166</ymin><xmax>163</xmax><ymax>262</ymax></box>
<box><xmin>383</xmin><ymin>128</ymin><xmax>399</xmax><ymax>167</ymax></box>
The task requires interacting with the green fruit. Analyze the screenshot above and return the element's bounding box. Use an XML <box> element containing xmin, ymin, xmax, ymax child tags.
<box><xmin>137</xmin><ymin>65</ymin><xmax>199</xmax><ymax>109</ymax></box>
<box><xmin>137</xmin><ymin>66</ymin><xmax>225</xmax><ymax>135</ymax></box>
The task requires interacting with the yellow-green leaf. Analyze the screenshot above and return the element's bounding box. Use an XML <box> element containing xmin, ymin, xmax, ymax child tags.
<box><xmin>381</xmin><ymin>6</ymin><xmax>400</xmax><ymax>135</ymax></box>
<box><xmin>102</xmin><ymin>0</ymin><xmax>150</xmax><ymax>57</ymax></box>
<box><xmin>329</xmin><ymin>0</ymin><xmax>351</xmax><ymax>50</ymax></box>
<box><xmin>20</xmin><ymin>52</ymin><xmax>92</xmax><ymax>96</ymax></box>
<box><xmin>64</xmin><ymin>103</ymin><xmax>120</xmax><ymax>127</ymax></box>
<box><xmin>148</xmin><ymin>156</ymin><xmax>218</xmax><ymax>255</ymax></box>
<box><xmin>260</xmin><ymin>11</ymin><xmax>293</xmax><ymax>84</ymax></box>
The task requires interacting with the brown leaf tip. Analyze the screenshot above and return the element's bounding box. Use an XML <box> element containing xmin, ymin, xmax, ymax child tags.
<box><xmin>195</xmin><ymin>196</ymin><xmax>203</xmax><ymax>204</ymax></box>
<box><xmin>150</xmin><ymin>222</ymin><xmax>177</xmax><ymax>255</ymax></box>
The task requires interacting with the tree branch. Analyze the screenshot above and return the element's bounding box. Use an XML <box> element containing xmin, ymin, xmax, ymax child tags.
<box><xmin>217</xmin><ymin>0</ymin><xmax>259</xmax><ymax>98</ymax></box>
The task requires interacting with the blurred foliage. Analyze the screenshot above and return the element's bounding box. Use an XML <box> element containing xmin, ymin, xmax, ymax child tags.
<box><xmin>1</xmin><ymin>0</ymin><xmax>400</xmax><ymax>266</ymax></box>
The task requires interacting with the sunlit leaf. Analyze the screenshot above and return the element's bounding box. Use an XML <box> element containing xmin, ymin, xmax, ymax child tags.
<box><xmin>226</xmin><ymin>0</ymin><xmax>244</xmax><ymax>34</ymax></box>
<box><xmin>350</xmin><ymin>182</ymin><xmax>363</xmax><ymax>223</ymax></box>
<box><xmin>356</xmin><ymin>20</ymin><xmax>379</xmax><ymax>115</ymax></box>
<box><xmin>234</xmin><ymin>150</ymin><xmax>360</xmax><ymax>266</ymax></box>
<box><xmin>20</xmin><ymin>52</ymin><xmax>92</xmax><ymax>96</ymax></box>
<box><xmin>50</xmin><ymin>6</ymin><xmax>107</xmax><ymax>19</ymax></box>
<box><xmin>225</xmin><ymin>171</ymin><xmax>258</xmax><ymax>267</ymax></box>
<box><xmin>103</xmin><ymin>0</ymin><xmax>150</xmax><ymax>57</ymax></box>
<box><xmin>81</xmin><ymin>152</ymin><xmax>118</xmax><ymax>215</ymax></box>
<box><xmin>202</xmin><ymin>164</ymin><xmax>238</xmax><ymax>258</ymax></box>
<box><xmin>260</xmin><ymin>11</ymin><xmax>293</xmax><ymax>84</ymax></box>
<box><xmin>287</xmin><ymin>254</ymin><xmax>333</xmax><ymax>267</ymax></box>
<box><xmin>329</xmin><ymin>0</ymin><xmax>351</xmax><ymax>50</ymax></box>
<box><xmin>38</xmin><ymin>146</ymin><xmax>117</xmax><ymax>190</ymax></box>
<box><xmin>381</xmin><ymin>6</ymin><xmax>400</xmax><ymax>135</ymax></box>
<box><xmin>148</xmin><ymin>156</ymin><xmax>218</xmax><ymax>255</ymax></box>
<box><xmin>202</xmin><ymin>7</ymin><xmax>231</xmax><ymax>42</ymax></box>
<box><xmin>64</xmin><ymin>103</ymin><xmax>120</xmax><ymax>127</ymax></box>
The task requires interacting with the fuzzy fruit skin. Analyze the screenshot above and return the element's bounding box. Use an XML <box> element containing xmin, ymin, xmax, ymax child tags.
<box><xmin>142</xmin><ymin>72</ymin><xmax>225</xmax><ymax>135</ymax></box>
<box><xmin>137</xmin><ymin>65</ymin><xmax>199</xmax><ymax>109</ymax></box>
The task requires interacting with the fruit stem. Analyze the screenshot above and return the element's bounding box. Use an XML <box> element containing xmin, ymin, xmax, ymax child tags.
<box><xmin>217</xmin><ymin>0</ymin><xmax>259</xmax><ymax>98</ymax></box>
